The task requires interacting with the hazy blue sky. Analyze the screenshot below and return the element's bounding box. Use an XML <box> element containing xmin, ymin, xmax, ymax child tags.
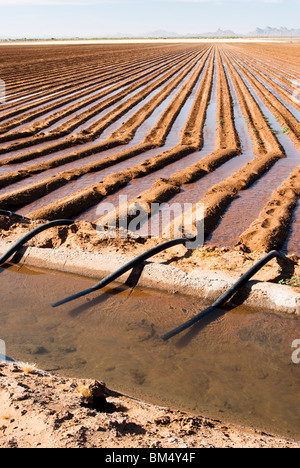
<box><xmin>0</xmin><ymin>0</ymin><xmax>299</xmax><ymax>38</ymax></box>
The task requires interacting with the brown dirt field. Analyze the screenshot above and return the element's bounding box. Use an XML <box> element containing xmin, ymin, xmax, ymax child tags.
<box><xmin>0</xmin><ymin>215</ymin><xmax>299</xmax><ymax>290</ymax></box>
<box><xmin>238</xmin><ymin>165</ymin><xmax>300</xmax><ymax>252</ymax></box>
<box><xmin>0</xmin><ymin>40</ymin><xmax>299</xmax><ymax>273</ymax></box>
<box><xmin>0</xmin><ymin>41</ymin><xmax>299</xmax><ymax>290</ymax></box>
<box><xmin>0</xmin><ymin>42</ymin><xmax>300</xmax><ymax>448</ymax></box>
<box><xmin>0</xmin><ymin>43</ymin><xmax>297</xmax><ymax>257</ymax></box>
<box><xmin>1</xmin><ymin>362</ymin><xmax>300</xmax><ymax>449</ymax></box>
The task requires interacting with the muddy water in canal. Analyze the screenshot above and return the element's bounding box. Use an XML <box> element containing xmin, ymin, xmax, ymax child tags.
<box><xmin>1</xmin><ymin>264</ymin><xmax>300</xmax><ymax>441</ymax></box>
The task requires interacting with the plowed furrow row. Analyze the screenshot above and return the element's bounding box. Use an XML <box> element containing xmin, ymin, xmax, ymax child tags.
<box><xmin>227</xmin><ymin>45</ymin><xmax>300</xmax><ymax>84</ymax></box>
<box><xmin>2</xmin><ymin>49</ymin><xmax>181</xmax><ymax>101</ymax></box>
<box><xmin>2</xmin><ymin>47</ymin><xmax>199</xmax><ymax>107</ymax></box>
<box><xmin>0</xmin><ymin>49</ymin><xmax>210</xmax><ymax>192</ymax></box>
<box><xmin>224</xmin><ymin>53</ymin><xmax>285</xmax><ymax>156</ymax></box>
<box><xmin>0</xmin><ymin>51</ymin><xmax>176</xmax><ymax>129</ymax></box>
<box><xmin>238</xmin><ymin>165</ymin><xmax>300</xmax><ymax>252</ymax></box>
<box><xmin>1</xmin><ymin>59</ymin><xmax>132</xmax><ymax>110</ymax></box>
<box><xmin>228</xmin><ymin>50</ymin><xmax>300</xmax><ymax>113</ymax></box>
<box><xmin>20</xmin><ymin>51</ymin><xmax>215</xmax><ymax>220</ymax></box>
<box><xmin>167</xmin><ymin>49</ymin><xmax>288</xmax><ymax>242</ymax></box>
<box><xmin>0</xmin><ymin>50</ymin><xmax>196</xmax><ymax>146</ymax></box>
<box><xmin>230</xmin><ymin>43</ymin><xmax>300</xmax><ymax>75</ymax></box>
<box><xmin>0</xmin><ymin>50</ymin><xmax>193</xmax><ymax>134</ymax></box>
<box><xmin>96</xmin><ymin>48</ymin><xmax>242</xmax><ymax>231</ymax></box>
<box><xmin>1</xmin><ymin>45</ymin><xmax>184</xmax><ymax>96</ymax></box>
<box><xmin>0</xmin><ymin>49</ymin><xmax>211</xmax><ymax>210</ymax></box>
<box><xmin>1</xmin><ymin>48</ymin><xmax>193</xmax><ymax>114</ymax></box>
<box><xmin>0</xmin><ymin>43</ymin><xmax>298</xmax><ymax>255</ymax></box>
<box><xmin>0</xmin><ymin>51</ymin><xmax>207</xmax><ymax>165</ymax></box>
<box><xmin>226</xmin><ymin>52</ymin><xmax>300</xmax><ymax>151</ymax></box>
<box><xmin>1</xmin><ymin>56</ymin><xmax>146</xmax><ymax>110</ymax></box>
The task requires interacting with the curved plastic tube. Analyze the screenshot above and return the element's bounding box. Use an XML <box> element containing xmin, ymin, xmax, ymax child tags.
<box><xmin>161</xmin><ymin>250</ymin><xmax>285</xmax><ymax>341</ymax></box>
<box><xmin>0</xmin><ymin>219</ymin><xmax>74</xmax><ymax>266</ymax></box>
<box><xmin>0</xmin><ymin>209</ymin><xmax>31</xmax><ymax>222</ymax></box>
<box><xmin>52</xmin><ymin>237</ymin><xmax>195</xmax><ymax>308</ymax></box>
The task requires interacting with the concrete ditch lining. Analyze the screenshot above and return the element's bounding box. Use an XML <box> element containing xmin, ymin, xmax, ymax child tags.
<box><xmin>0</xmin><ymin>238</ymin><xmax>299</xmax><ymax>316</ymax></box>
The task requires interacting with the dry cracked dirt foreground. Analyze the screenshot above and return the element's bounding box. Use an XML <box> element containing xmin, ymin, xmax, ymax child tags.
<box><xmin>0</xmin><ymin>363</ymin><xmax>299</xmax><ymax>449</ymax></box>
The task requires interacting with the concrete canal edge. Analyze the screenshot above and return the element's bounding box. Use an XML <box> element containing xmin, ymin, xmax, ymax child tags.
<box><xmin>0</xmin><ymin>239</ymin><xmax>299</xmax><ymax>316</ymax></box>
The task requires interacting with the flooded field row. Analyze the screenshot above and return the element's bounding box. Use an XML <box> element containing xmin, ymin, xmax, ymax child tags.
<box><xmin>0</xmin><ymin>42</ymin><xmax>299</xmax><ymax>255</ymax></box>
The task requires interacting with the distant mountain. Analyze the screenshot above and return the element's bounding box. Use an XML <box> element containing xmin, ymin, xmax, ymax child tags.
<box><xmin>187</xmin><ymin>29</ymin><xmax>239</xmax><ymax>38</ymax></box>
<box><xmin>1</xmin><ymin>26</ymin><xmax>299</xmax><ymax>41</ymax></box>
<box><xmin>247</xmin><ymin>27</ymin><xmax>300</xmax><ymax>37</ymax></box>
<box><xmin>187</xmin><ymin>27</ymin><xmax>300</xmax><ymax>38</ymax></box>
<box><xmin>103</xmin><ymin>27</ymin><xmax>300</xmax><ymax>39</ymax></box>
